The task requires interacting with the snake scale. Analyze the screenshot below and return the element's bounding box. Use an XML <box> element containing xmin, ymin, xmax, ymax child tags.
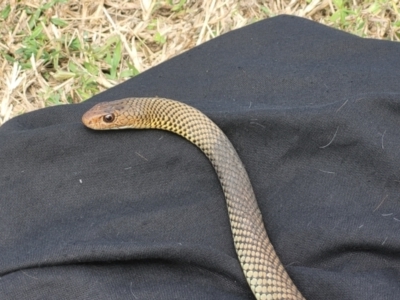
<box><xmin>82</xmin><ymin>97</ymin><xmax>304</xmax><ymax>300</ymax></box>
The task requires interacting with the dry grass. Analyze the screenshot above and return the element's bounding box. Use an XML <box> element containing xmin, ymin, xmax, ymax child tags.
<box><xmin>0</xmin><ymin>0</ymin><xmax>399</xmax><ymax>125</ymax></box>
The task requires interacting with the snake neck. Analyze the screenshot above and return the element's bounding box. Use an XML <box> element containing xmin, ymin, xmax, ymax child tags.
<box><xmin>136</xmin><ymin>98</ymin><xmax>304</xmax><ymax>300</ymax></box>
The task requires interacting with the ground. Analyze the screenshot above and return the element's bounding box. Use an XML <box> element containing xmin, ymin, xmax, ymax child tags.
<box><xmin>0</xmin><ymin>0</ymin><xmax>399</xmax><ymax>125</ymax></box>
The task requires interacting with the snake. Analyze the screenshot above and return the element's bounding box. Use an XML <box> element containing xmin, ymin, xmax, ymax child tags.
<box><xmin>82</xmin><ymin>97</ymin><xmax>304</xmax><ymax>300</ymax></box>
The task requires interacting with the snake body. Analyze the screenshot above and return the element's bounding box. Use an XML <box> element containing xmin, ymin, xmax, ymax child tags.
<box><xmin>82</xmin><ymin>97</ymin><xmax>304</xmax><ymax>300</ymax></box>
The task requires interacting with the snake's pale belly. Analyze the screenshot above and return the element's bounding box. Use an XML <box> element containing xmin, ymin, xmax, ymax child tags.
<box><xmin>82</xmin><ymin>97</ymin><xmax>304</xmax><ymax>300</ymax></box>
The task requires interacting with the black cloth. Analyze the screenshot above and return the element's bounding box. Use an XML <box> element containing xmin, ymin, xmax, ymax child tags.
<box><xmin>1</xmin><ymin>15</ymin><xmax>400</xmax><ymax>299</ymax></box>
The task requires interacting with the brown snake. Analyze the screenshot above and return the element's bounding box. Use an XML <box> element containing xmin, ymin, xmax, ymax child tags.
<box><xmin>82</xmin><ymin>97</ymin><xmax>304</xmax><ymax>300</ymax></box>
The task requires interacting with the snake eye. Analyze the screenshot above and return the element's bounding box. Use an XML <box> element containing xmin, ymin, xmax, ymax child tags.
<box><xmin>103</xmin><ymin>114</ymin><xmax>115</xmax><ymax>123</ymax></box>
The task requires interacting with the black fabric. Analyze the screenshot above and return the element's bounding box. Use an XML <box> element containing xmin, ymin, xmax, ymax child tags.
<box><xmin>1</xmin><ymin>15</ymin><xmax>400</xmax><ymax>299</ymax></box>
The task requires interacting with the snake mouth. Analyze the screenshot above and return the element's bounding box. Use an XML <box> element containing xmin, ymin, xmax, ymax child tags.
<box><xmin>81</xmin><ymin>110</ymin><xmax>98</xmax><ymax>129</ymax></box>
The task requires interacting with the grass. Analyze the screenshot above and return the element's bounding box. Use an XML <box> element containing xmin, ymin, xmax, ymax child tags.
<box><xmin>0</xmin><ymin>0</ymin><xmax>399</xmax><ymax>125</ymax></box>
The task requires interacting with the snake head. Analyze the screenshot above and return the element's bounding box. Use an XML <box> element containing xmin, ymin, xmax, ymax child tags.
<box><xmin>82</xmin><ymin>100</ymin><xmax>136</xmax><ymax>130</ymax></box>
